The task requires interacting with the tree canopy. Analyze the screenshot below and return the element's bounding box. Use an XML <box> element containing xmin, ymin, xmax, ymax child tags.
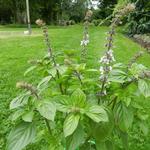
<box><xmin>0</xmin><ymin>0</ymin><xmax>89</xmax><ymax>24</ymax></box>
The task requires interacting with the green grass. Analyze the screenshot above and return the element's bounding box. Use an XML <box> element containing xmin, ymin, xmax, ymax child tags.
<box><xmin>0</xmin><ymin>25</ymin><xmax>150</xmax><ymax>149</ymax></box>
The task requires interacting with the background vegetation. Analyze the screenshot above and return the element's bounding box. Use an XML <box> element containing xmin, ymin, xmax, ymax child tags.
<box><xmin>0</xmin><ymin>0</ymin><xmax>150</xmax><ymax>35</ymax></box>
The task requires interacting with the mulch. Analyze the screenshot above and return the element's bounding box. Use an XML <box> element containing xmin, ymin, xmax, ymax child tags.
<box><xmin>132</xmin><ymin>34</ymin><xmax>150</xmax><ymax>53</ymax></box>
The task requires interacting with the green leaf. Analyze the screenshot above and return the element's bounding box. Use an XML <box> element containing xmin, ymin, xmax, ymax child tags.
<box><xmin>86</xmin><ymin>69</ymin><xmax>98</xmax><ymax>72</ymax></box>
<box><xmin>56</xmin><ymin>65</ymin><xmax>67</xmax><ymax>75</ymax></box>
<box><xmin>10</xmin><ymin>93</ymin><xmax>30</xmax><ymax>110</ymax></box>
<box><xmin>37</xmin><ymin>76</ymin><xmax>52</xmax><ymax>89</ymax></box>
<box><xmin>71</xmin><ymin>89</ymin><xmax>86</xmax><ymax>108</ymax></box>
<box><xmin>108</xmin><ymin>69</ymin><xmax>127</xmax><ymax>83</ymax></box>
<box><xmin>63</xmin><ymin>114</ymin><xmax>80</xmax><ymax>137</ymax></box>
<box><xmin>7</xmin><ymin>122</ymin><xmax>36</xmax><ymax>150</ymax></box>
<box><xmin>75</xmin><ymin>63</ymin><xmax>86</xmax><ymax>72</ymax></box>
<box><xmin>120</xmin><ymin>131</ymin><xmax>129</xmax><ymax>150</ymax></box>
<box><xmin>123</xmin><ymin>97</ymin><xmax>131</xmax><ymax>107</ymax></box>
<box><xmin>22</xmin><ymin>111</ymin><xmax>34</xmax><ymax>122</ymax></box>
<box><xmin>80</xmin><ymin>142</ymin><xmax>94</xmax><ymax>150</ymax></box>
<box><xmin>48</xmin><ymin>136</ymin><xmax>64</xmax><ymax>150</ymax></box>
<box><xmin>66</xmin><ymin>124</ymin><xmax>85</xmax><ymax>150</ymax></box>
<box><xmin>92</xmin><ymin>109</ymin><xmax>114</xmax><ymax>142</ymax></box>
<box><xmin>115</xmin><ymin>103</ymin><xmax>133</xmax><ymax>132</ymax></box>
<box><xmin>113</xmin><ymin>63</ymin><xmax>125</xmax><ymax>68</ymax></box>
<box><xmin>24</xmin><ymin>66</ymin><xmax>37</xmax><ymax>76</ymax></box>
<box><xmin>96</xmin><ymin>141</ymin><xmax>107</xmax><ymax>150</ymax></box>
<box><xmin>37</xmin><ymin>100</ymin><xmax>56</xmax><ymax>121</ymax></box>
<box><xmin>86</xmin><ymin>105</ymin><xmax>108</xmax><ymax>123</ymax></box>
<box><xmin>137</xmin><ymin>111</ymin><xmax>149</xmax><ymax>121</ymax></box>
<box><xmin>132</xmin><ymin>102</ymin><xmax>143</xmax><ymax>109</ymax></box>
<box><xmin>55</xmin><ymin>95</ymin><xmax>71</xmax><ymax>113</ymax></box>
<box><xmin>138</xmin><ymin>79</ymin><xmax>150</xmax><ymax>98</ymax></box>
<box><xmin>10</xmin><ymin>109</ymin><xmax>24</xmax><ymax>121</ymax></box>
<box><xmin>48</xmin><ymin>68</ymin><xmax>57</xmax><ymax>77</ymax></box>
<box><xmin>130</xmin><ymin>63</ymin><xmax>146</xmax><ymax>78</ymax></box>
<box><xmin>139</xmin><ymin>121</ymin><xmax>149</xmax><ymax>136</ymax></box>
<box><xmin>105</xmin><ymin>140</ymin><xmax>115</xmax><ymax>150</ymax></box>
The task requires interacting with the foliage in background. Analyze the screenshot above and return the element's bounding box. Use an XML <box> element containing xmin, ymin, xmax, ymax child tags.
<box><xmin>92</xmin><ymin>0</ymin><xmax>117</xmax><ymax>25</ymax></box>
<box><xmin>92</xmin><ymin>0</ymin><xmax>150</xmax><ymax>36</ymax></box>
<box><xmin>0</xmin><ymin>0</ymin><xmax>88</xmax><ymax>24</ymax></box>
<box><xmin>0</xmin><ymin>0</ymin><xmax>26</xmax><ymax>24</ymax></box>
<box><xmin>126</xmin><ymin>0</ymin><xmax>150</xmax><ymax>35</ymax></box>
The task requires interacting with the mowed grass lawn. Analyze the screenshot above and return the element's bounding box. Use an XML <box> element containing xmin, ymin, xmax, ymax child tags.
<box><xmin>0</xmin><ymin>25</ymin><xmax>150</xmax><ymax>149</ymax></box>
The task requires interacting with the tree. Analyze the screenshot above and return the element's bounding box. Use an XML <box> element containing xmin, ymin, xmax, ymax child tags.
<box><xmin>0</xmin><ymin>0</ymin><xmax>12</xmax><ymax>24</ymax></box>
<box><xmin>0</xmin><ymin>0</ymin><xmax>89</xmax><ymax>24</ymax></box>
<box><xmin>127</xmin><ymin>0</ymin><xmax>150</xmax><ymax>35</ymax></box>
<box><xmin>96</xmin><ymin>0</ymin><xmax>117</xmax><ymax>19</ymax></box>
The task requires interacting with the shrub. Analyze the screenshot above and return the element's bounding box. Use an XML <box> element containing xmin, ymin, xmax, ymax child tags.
<box><xmin>92</xmin><ymin>19</ymin><xmax>102</xmax><ymax>26</ymax></box>
<box><xmin>126</xmin><ymin>0</ymin><xmax>150</xmax><ymax>35</ymax></box>
<box><xmin>7</xmin><ymin>4</ymin><xmax>150</xmax><ymax>150</ymax></box>
<box><xmin>58</xmin><ymin>20</ymin><xmax>76</xmax><ymax>26</ymax></box>
<box><xmin>133</xmin><ymin>34</ymin><xmax>150</xmax><ymax>52</ymax></box>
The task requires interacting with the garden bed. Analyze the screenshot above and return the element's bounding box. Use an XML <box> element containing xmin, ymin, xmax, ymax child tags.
<box><xmin>133</xmin><ymin>34</ymin><xmax>150</xmax><ymax>53</ymax></box>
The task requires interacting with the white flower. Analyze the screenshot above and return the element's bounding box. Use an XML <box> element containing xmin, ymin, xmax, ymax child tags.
<box><xmin>109</xmin><ymin>66</ymin><xmax>112</xmax><ymax>71</ymax></box>
<box><xmin>86</xmin><ymin>40</ymin><xmax>89</xmax><ymax>44</ymax></box>
<box><xmin>80</xmin><ymin>39</ymin><xmax>89</xmax><ymax>46</ymax></box>
<box><xmin>80</xmin><ymin>40</ymin><xmax>84</xmax><ymax>46</ymax></box>
<box><xmin>99</xmin><ymin>56</ymin><xmax>104</xmax><ymax>62</ymax></box>
<box><xmin>86</xmin><ymin>34</ymin><xmax>89</xmax><ymax>39</ymax></box>
<box><xmin>99</xmin><ymin>66</ymin><xmax>104</xmax><ymax>74</ymax></box>
<box><xmin>107</xmin><ymin>50</ymin><xmax>113</xmax><ymax>56</ymax></box>
<box><xmin>126</xmin><ymin>3</ymin><xmax>136</xmax><ymax>12</ymax></box>
<box><xmin>99</xmin><ymin>56</ymin><xmax>110</xmax><ymax>64</ymax></box>
<box><xmin>106</xmin><ymin>49</ymin><xmax>116</xmax><ymax>62</ymax></box>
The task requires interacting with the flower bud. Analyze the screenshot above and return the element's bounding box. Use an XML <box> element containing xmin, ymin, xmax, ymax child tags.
<box><xmin>16</xmin><ymin>81</ymin><xmax>38</xmax><ymax>97</ymax></box>
<box><xmin>85</xmin><ymin>10</ymin><xmax>93</xmax><ymax>20</ymax></box>
<box><xmin>35</xmin><ymin>19</ymin><xmax>45</xmax><ymax>26</ymax></box>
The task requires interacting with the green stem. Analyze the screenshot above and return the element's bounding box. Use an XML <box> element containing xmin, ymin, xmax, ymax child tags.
<box><xmin>56</xmin><ymin>69</ymin><xmax>64</xmax><ymax>94</ymax></box>
<box><xmin>44</xmin><ymin>119</ymin><xmax>52</xmax><ymax>136</ymax></box>
<box><xmin>42</xmin><ymin>25</ymin><xmax>64</xmax><ymax>94</ymax></box>
<box><xmin>98</xmin><ymin>76</ymin><xmax>107</xmax><ymax>104</ymax></box>
<box><xmin>109</xmin><ymin>80</ymin><xmax>135</xmax><ymax>110</ymax></box>
<box><xmin>74</xmin><ymin>70</ymin><xmax>83</xmax><ymax>85</ymax></box>
<box><xmin>111</xmin><ymin>96</ymin><xmax>118</xmax><ymax>110</ymax></box>
<box><xmin>108</xmin><ymin>95</ymin><xmax>117</xmax><ymax>106</ymax></box>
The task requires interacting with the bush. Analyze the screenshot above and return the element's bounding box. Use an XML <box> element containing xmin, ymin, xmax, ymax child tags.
<box><xmin>126</xmin><ymin>0</ymin><xmax>150</xmax><ymax>35</ymax></box>
<box><xmin>92</xmin><ymin>19</ymin><xmax>102</xmax><ymax>26</ymax></box>
<box><xmin>100</xmin><ymin>19</ymin><xmax>111</xmax><ymax>26</ymax></box>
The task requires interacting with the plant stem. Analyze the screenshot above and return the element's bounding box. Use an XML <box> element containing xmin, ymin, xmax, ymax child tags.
<box><xmin>56</xmin><ymin>69</ymin><xmax>64</xmax><ymax>94</ymax></box>
<box><xmin>34</xmin><ymin>92</ymin><xmax>53</xmax><ymax>136</ymax></box>
<box><xmin>98</xmin><ymin>25</ymin><xmax>115</xmax><ymax>104</ymax></box>
<box><xmin>111</xmin><ymin>96</ymin><xmax>118</xmax><ymax>110</ymax></box>
<box><xmin>44</xmin><ymin>118</ymin><xmax>53</xmax><ymax>136</ymax></box>
<box><xmin>109</xmin><ymin>79</ymin><xmax>135</xmax><ymax>109</ymax></box>
<box><xmin>81</xmin><ymin>21</ymin><xmax>88</xmax><ymax>62</ymax></box>
<box><xmin>74</xmin><ymin>70</ymin><xmax>83</xmax><ymax>85</ymax></box>
<box><xmin>108</xmin><ymin>96</ymin><xmax>117</xmax><ymax>106</ymax></box>
<box><xmin>98</xmin><ymin>76</ymin><xmax>107</xmax><ymax>104</ymax></box>
<box><xmin>42</xmin><ymin>25</ymin><xmax>64</xmax><ymax>94</ymax></box>
<box><xmin>122</xmin><ymin>78</ymin><xmax>136</xmax><ymax>88</ymax></box>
